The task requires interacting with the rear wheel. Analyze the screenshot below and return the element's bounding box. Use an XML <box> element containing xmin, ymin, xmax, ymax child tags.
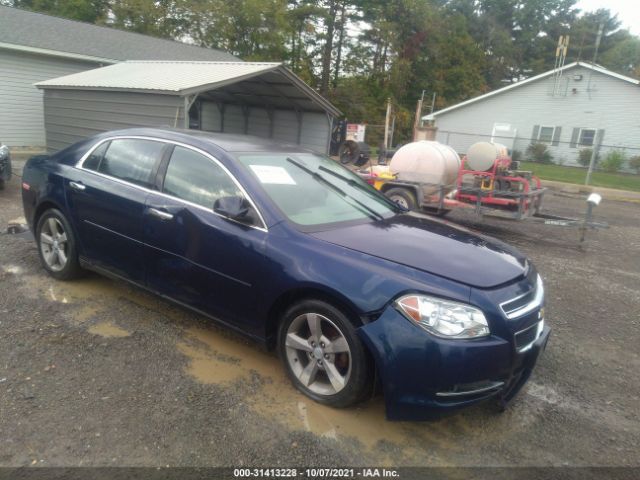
<box><xmin>385</xmin><ymin>187</ymin><xmax>417</xmax><ymax>211</ymax></box>
<box><xmin>36</xmin><ymin>208</ymin><xmax>83</xmax><ymax>280</ymax></box>
<box><xmin>278</xmin><ymin>299</ymin><xmax>372</xmax><ymax>407</ymax></box>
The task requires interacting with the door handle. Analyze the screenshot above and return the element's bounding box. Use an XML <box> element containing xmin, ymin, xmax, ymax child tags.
<box><xmin>69</xmin><ymin>181</ymin><xmax>86</xmax><ymax>191</ymax></box>
<box><xmin>148</xmin><ymin>207</ymin><xmax>174</xmax><ymax>221</ymax></box>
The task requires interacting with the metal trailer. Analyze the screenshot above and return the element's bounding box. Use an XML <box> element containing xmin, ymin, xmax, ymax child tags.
<box><xmin>359</xmin><ymin>173</ymin><xmax>608</xmax><ymax>242</ymax></box>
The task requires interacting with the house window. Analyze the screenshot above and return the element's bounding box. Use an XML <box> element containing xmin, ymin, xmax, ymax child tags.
<box><xmin>537</xmin><ymin>126</ymin><xmax>557</xmax><ymax>144</ymax></box>
<box><xmin>579</xmin><ymin>128</ymin><xmax>596</xmax><ymax>146</ymax></box>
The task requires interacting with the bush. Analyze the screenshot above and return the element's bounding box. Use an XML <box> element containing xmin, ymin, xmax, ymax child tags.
<box><xmin>526</xmin><ymin>143</ymin><xmax>553</xmax><ymax>164</ymax></box>
<box><xmin>511</xmin><ymin>149</ymin><xmax>522</xmax><ymax>163</ymax></box>
<box><xmin>578</xmin><ymin>148</ymin><xmax>599</xmax><ymax>167</ymax></box>
<box><xmin>629</xmin><ymin>155</ymin><xmax>640</xmax><ymax>174</ymax></box>
<box><xmin>599</xmin><ymin>150</ymin><xmax>626</xmax><ymax>173</ymax></box>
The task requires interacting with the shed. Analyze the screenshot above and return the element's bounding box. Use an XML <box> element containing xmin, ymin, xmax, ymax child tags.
<box><xmin>35</xmin><ymin>61</ymin><xmax>341</xmax><ymax>154</ymax></box>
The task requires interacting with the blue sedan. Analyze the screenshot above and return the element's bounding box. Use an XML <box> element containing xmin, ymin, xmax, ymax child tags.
<box><xmin>21</xmin><ymin>128</ymin><xmax>549</xmax><ymax>420</ymax></box>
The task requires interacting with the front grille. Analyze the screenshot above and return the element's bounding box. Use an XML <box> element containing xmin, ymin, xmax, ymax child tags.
<box><xmin>500</xmin><ymin>274</ymin><xmax>544</xmax><ymax>319</ymax></box>
<box><xmin>515</xmin><ymin>320</ymin><xmax>543</xmax><ymax>352</ymax></box>
<box><xmin>501</xmin><ymin>289</ymin><xmax>535</xmax><ymax>315</ymax></box>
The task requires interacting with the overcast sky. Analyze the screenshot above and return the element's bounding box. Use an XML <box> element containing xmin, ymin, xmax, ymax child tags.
<box><xmin>576</xmin><ymin>0</ymin><xmax>640</xmax><ymax>35</ymax></box>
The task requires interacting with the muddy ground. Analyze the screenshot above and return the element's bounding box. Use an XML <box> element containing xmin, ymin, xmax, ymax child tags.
<box><xmin>0</xmin><ymin>157</ymin><xmax>638</xmax><ymax>469</ymax></box>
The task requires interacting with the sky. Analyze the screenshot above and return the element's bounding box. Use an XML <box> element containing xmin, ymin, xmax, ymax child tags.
<box><xmin>577</xmin><ymin>0</ymin><xmax>640</xmax><ymax>35</ymax></box>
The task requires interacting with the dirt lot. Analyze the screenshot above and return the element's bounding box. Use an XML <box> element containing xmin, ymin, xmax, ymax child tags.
<box><xmin>0</xmin><ymin>157</ymin><xmax>639</xmax><ymax>469</ymax></box>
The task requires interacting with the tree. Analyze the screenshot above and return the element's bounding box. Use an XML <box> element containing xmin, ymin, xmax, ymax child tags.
<box><xmin>9</xmin><ymin>0</ymin><xmax>108</xmax><ymax>22</ymax></box>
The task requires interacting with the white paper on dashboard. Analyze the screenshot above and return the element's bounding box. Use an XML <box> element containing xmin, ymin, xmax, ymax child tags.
<box><xmin>249</xmin><ymin>165</ymin><xmax>297</xmax><ymax>185</ymax></box>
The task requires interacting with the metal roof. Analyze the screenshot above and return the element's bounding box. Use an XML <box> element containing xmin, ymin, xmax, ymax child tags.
<box><xmin>36</xmin><ymin>61</ymin><xmax>341</xmax><ymax>117</ymax></box>
<box><xmin>0</xmin><ymin>5</ymin><xmax>237</xmax><ymax>62</ymax></box>
<box><xmin>424</xmin><ymin>62</ymin><xmax>640</xmax><ymax>120</ymax></box>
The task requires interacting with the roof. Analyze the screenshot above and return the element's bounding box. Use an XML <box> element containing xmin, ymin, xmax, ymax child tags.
<box><xmin>424</xmin><ymin>62</ymin><xmax>640</xmax><ymax>120</ymax></box>
<box><xmin>36</xmin><ymin>61</ymin><xmax>341</xmax><ymax>116</ymax></box>
<box><xmin>92</xmin><ymin>128</ymin><xmax>314</xmax><ymax>153</ymax></box>
<box><xmin>0</xmin><ymin>5</ymin><xmax>237</xmax><ymax>63</ymax></box>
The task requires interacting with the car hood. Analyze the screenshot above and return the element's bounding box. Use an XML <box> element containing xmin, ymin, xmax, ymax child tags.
<box><xmin>310</xmin><ymin>212</ymin><xmax>528</xmax><ymax>288</ymax></box>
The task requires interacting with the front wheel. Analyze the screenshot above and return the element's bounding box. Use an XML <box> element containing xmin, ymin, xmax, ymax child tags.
<box><xmin>36</xmin><ymin>208</ymin><xmax>83</xmax><ymax>280</ymax></box>
<box><xmin>278</xmin><ymin>299</ymin><xmax>372</xmax><ymax>407</ymax></box>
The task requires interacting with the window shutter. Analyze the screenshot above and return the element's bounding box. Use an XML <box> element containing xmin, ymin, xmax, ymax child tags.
<box><xmin>551</xmin><ymin>127</ymin><xmax>562</xmax><ymax>146</ymax></box>
<box><xmin>570</xmin><ymin>128</ymin><xmax>580</xmax><ymax>148</ymax></box>
<box><xmin>531</xmin><ymin>125</ymin><xmax>540</xmax><ymax>142</ymax></box>
<box><xmin>595</xmin><ymin>129</ymin><xmax>605</xmax><ymax>146</ymax></box>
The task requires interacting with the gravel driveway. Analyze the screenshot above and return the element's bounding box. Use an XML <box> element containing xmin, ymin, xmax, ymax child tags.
<box><xmin>1</xmin><ymin>157</ymin><xmax>638</xmax><ymax>470</ymax></box>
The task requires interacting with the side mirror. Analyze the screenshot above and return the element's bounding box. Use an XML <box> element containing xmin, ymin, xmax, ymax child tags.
<box><xmin>213</xmin><ymin>195</ymin><xmax>250</xmax><ymax>221</ymax></box>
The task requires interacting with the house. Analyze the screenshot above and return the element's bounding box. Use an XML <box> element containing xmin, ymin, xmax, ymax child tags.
<box><xmin>0</xmin><ymin>5</ymin><xmax>237</xmax><ymax>149</ymax></box>
<box><xmin>424</xmin><ymin>62</ymin><xmax>640</xmax><ymax>167</ymax></box>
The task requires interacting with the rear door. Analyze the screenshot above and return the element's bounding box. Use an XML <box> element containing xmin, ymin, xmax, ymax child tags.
<box><xmin>142</xmin><ymin>145</ymin><xmax>268</xmax><ymax>329</ymax></box>
<box><xmin>65</xmin><ymin>138</ymin><xmax>167</xmax><ymax>283</ymax></box>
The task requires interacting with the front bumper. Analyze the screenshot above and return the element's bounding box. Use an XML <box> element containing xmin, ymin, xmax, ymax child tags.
<box><xmin>357</xmin><ymin>306</ymin><xmax>550</xmax><ymax>421</ymax></box>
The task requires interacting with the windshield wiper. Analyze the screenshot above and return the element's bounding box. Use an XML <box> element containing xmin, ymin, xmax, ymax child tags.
<box><xmin>286</xmin><ymin>157</ymin><xmax>384</xmax><ymax>221</ymax></box>
<box><xmin>318</xmin><ymin>165</ymin><xmax>402</xmax><ymax>212</ymax></box>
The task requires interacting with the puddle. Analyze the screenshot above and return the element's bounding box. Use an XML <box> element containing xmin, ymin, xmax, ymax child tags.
<box><xmin>14</xmin><ymin>269</ymin><xmax>484</xmax><ymax>460</ymax></box>
<box><xmin>88</xmin><ymin>321</ymin><xmax>131</xmax><ymax>338</ymax></box>
<box><xmin>178</xmin><ymin>326</ymin><xmax>424</xmax><ymax>454</ymax></box>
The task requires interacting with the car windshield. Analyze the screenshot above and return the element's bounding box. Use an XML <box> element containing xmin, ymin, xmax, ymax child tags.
<box><xmin>236</xmin><ymin>152</ymin><xmax>398</xmax><ymax>227</ymax></box>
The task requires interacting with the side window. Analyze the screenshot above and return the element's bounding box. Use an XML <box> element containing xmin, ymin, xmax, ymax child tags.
<box><xmin>98</xmin><ymin>139</ymin><xmax>164</xmax><ymax>188</ymax></box>
<box><xmin>163</xmin><ymin>146</ymin><xmax>243</xmax><ymax>210</ymax></box>
<box><xmin>83</xmin><ymin>141</ymin><xmax>110</xmax><ymax>171</ymax></box>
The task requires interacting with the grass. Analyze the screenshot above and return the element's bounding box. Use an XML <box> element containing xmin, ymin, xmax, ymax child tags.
<box><xmin>519</xmin><ymin>161</ymin><xmax>640</xmax><ymax>192</ymax></box>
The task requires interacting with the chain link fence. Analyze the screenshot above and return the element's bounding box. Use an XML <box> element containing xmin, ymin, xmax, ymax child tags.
<box><xmin>434</xmin><ymin>129</ymin><xmax>640</xmax><ymax>174</ymax></box>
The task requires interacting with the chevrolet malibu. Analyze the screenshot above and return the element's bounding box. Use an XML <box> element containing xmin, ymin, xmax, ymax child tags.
<box><xmin>21</xmin><ymin>128</ymin><xmax>549</xmax><ymax>420</ymax></box>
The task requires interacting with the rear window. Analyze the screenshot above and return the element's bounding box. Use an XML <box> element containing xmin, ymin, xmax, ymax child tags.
<box><xmin>98</xmin><ymin>139</ymin><xmax>164</xmax><ymax>188</ymax></box>
<box><xmin>83</xmin><ymin>141</ymin><xmax>110</xmax><ymax>171</ymax></box>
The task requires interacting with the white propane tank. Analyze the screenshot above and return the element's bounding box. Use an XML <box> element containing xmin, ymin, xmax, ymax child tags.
<box><xmin>466</xmin><ymin>142</ymin><xmax>509</xmax><ymax>172</ymax></box>
<box><xmin>389</xmin><ymin>141</ymin><xmax>461</xmax><ymax>195</ymax></box>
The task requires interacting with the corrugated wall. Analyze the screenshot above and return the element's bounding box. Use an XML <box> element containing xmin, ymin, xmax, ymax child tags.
<box><xmin>433</xmin><ymin>66</ymin><xmax>640</xmax><ymax>166</ymax></box>
<box><xmin>42</xmin><ymin>89</ymin><xmax>183</xmax><ymax>152</ymax></box>
<box><xmin>0</xmin><ymin>49</ymin><xmax>99</xmax><ymax>148</ymax></box>
<box><xmin>200</xmin><ymin>101</ymin><xmax>330</xmax><ymax>153</ymax></box>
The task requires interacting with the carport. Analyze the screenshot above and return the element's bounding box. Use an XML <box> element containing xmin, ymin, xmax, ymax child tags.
<box><xmin>35</xmin><ymin>61</ymin><xmax>341</xmax><ymax>153</ymax></box>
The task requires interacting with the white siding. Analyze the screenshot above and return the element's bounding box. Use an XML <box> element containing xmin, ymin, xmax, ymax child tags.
<box><xmin>433</xmin><ymin>66</ymin><xmax>640</xmax><ymax>166</ymax></box>
<box><xmin>0</xmin><ymin>48</ymin><xmax>100</xmax><ymax>148</ymax></box>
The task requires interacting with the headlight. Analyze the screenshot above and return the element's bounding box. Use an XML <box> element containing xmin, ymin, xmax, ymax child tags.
<box><xmin>395</xmin><ymin>294</ymin><xmax>490</xmax><ymax>339</ymax></box>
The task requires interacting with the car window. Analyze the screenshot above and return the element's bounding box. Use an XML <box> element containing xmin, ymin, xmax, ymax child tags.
<box><xmin>98</xmin><ymin>139</ymin><xmax>164</xmax><ymax>188</ymax></box>
<box><xmin>83</xmin><ymin>141</ymin><xmax>110</xmax><ymax>171</ymax></box>
<box><xmin>236</xmin><ymin>153</ymin><xmax>396</xmax><ymax>227</ymax></box>
<box><xmin>163</xmin><ymin>146</ymin><xmax>243</xmax><ymax>210</ymax></box>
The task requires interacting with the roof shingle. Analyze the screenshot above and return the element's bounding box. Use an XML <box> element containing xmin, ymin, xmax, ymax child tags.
<box><xmin>0</xmin><ymin>5</ymin><xmax>238</xmax><ymax>62</ymax></box>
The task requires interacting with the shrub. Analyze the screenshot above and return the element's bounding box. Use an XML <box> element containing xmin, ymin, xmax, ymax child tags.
<box><xmin>510</xmin><ymin>149</ymin><xmax>522</xmax><ymax>163</ymax></box>
<box><xmin>578</xmin><ymin>148</ymin><xmax>599</xmax><ymax>167</ymax></box>
<box><xmin>526</xmin><ymin>143</ymin><xmax>553</xmax><ymax>164</ymax></box>
<box><xmin>599</xmin><ymin>150</ymin><xmax>626</xmax><ymax>173</ymax></box>
<box><xmin>629</xmin><ymin>155</ymin><xmax>640</xmax><ymax>174</ymax></box>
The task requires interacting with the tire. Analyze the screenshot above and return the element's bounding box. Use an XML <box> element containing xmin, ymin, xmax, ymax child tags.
<box><xmin>278</xmin><ymin>299</ymin><xmax>372</xmax><ymax>408</ymax></box>
<box><xmin>36</xmin><ymin>208</ymin><xmax>83</xmax><ymax>280</ymax></box>
<box><xmin>338</xmin><ymin>140</ymin><xmax>360</xmax><ymax>165</ymax></box>
<box><xmin>385</xmin><ymin>187</ymin><xmax>418</xmax><ymax>211</ymax></box>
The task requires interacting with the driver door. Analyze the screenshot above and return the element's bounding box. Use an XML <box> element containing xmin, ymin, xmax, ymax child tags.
<box><xmin>142</xmin><ymin>144</ymin><xmax>267</xmax><ymax>328</ymax></box>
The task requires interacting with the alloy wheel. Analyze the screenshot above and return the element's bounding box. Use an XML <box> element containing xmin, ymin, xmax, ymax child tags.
<box><xmin>40</xmin><ymin>217</ymin><xmax>69</xmax><ymax>272</ymax></box>
<box><xmin>284</xmin><ymin>313</ymin><xmax>352</xmax><ymax>396</ymax></box>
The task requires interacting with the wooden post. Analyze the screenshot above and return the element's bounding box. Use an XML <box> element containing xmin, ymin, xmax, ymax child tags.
<box><xmin>383</xmin><ymin>98</ymin><xmax>392</xmax><ymax>150</ymax></box>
